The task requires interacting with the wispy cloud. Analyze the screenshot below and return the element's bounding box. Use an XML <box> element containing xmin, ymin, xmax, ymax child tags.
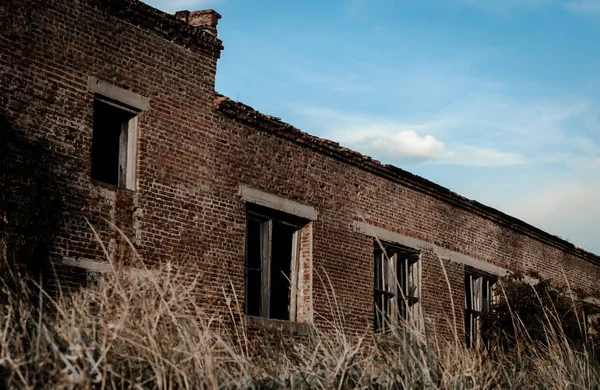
<box><xmin>290</xmin><ymin>105</ymin><xmax>530</xmax><ymax>166</ymax></box>
<box><xmin>444</xmin><ymin>143</ymin><xmax>529</xmax><ymax>166</ymax></box>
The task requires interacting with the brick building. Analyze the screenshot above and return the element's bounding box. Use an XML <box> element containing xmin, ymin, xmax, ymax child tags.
<box><xmin>1</xmin><ymin>0</ymin><xmax>599</xmax><ymax>345</ymax></box>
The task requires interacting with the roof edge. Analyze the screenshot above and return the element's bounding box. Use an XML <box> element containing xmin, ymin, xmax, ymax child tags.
<box><xmin>86</xmin><ymin>0</ymin><xmax>223</xmax><ymax>57</ymax></box>
<box><xmin>215</xmin><ymin>94</ymin><xmax>600</xmax><ymax>267</ymax></box>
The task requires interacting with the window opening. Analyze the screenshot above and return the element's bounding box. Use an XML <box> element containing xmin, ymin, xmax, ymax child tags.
<box><xmin>91</xmin><ymin>97</ymin><xmax>138</xmax><ymax>189</ymax></box>
<box><xmin>245</xmin><ymin>204</ymin><xmax>306</xmax><ymax>321</ymax></box>
<box><xmin>374</xmin><ymin>242</ymin><xmax>420</xmax><ymax>332</ymax></box>
<box><xmin>465</xmin><ymin>272</ymin><xmax>495</xmax><ymax>348</ymax></box>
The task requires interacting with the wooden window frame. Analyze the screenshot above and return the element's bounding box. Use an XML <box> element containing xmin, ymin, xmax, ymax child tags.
<box><xmin>374</xmin><ymin>242</ymin><xmax>420</xmax><ymax>332</ymax></box>
<box><xmin>244</xmin><ymin>204</ymin><xmax>305</xmax><ymax>321</ymax></box>
<box><xmin>465</xmin><ymin>268</ymin><xmax>495</xmax><ymax>348</ymax></box>
<box><xmin>91</xmin><ymin>97</ymin><xmax>139</xmax><ymax>190</ymax></box>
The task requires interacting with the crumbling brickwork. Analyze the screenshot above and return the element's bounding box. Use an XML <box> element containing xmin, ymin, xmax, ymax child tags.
<box><xmin>1</xmin><ymin>0</ymin><xmax>599</xmax><ymax>343</ymax></box>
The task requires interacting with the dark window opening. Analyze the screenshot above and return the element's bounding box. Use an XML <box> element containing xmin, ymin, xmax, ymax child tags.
<box><xmin>91</xmin><ymin>98</ymin><xmax>137</xmax><ymax>188</ymax></box>
<box><xmin>244</xmin><ymin>204</ymin><xmax>306</xmax><ymax>321</ymax></box>
<box><xmin>245</xmin><ymin>217</ymin><xmax>263</xmax><ymax>317</ymax></box>
<box><xmin>465</xmin><ymin>271</ymin><xmax>495</xmax><ymax>348</ymax></box>
<box><xmin>374</xmin><ymin>242</ymin><xmax>420</xmax><ymax>332</ymax></box>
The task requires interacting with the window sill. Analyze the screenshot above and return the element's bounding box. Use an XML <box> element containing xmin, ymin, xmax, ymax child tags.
<box><xmin>91</xmin><ymin>179</ymin><xmax>135</xmax><ymax>193</ymax></box>
<box><xmin>245</xmin><ymin>315</ymin><xmax>312</xmax><ymax>337</ymax></box>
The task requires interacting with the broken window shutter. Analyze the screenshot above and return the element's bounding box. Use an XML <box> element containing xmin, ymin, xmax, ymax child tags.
<box><xmin>476</xmin><ymin>277</ymin><xmax>483</xmax><ymax>312</ymax></box>
<box><xmin>465</xmin><ymin>275</ymin><xmax>473</xmax><ymax>310</ymax></box>
<box><xmin>289</xmin><ymin>229</ymin><xmax>301</xmax><ymax>322</ymax></box>
<box><xmin>118</xmin><ymin>120</ymin><xmax>128</xmax><ymax>188</ymax></box>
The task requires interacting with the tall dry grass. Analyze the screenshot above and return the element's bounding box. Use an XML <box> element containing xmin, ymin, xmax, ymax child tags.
<box><xmin>1</xmin><ymin>247</ymin><xmax>599</xmax><ymax>388</ymax></box>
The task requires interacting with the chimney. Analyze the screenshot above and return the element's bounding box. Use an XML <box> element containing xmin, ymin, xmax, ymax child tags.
<box><xmin>175</xmin><ymin>9</ymin><xmax>221</xmax><ymax>37</ymax></box>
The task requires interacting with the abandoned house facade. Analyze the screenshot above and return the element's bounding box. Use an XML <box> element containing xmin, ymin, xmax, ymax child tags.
<box><xmin>1</xmin><ymin>0</ymin><xmax>600</xmax><ymax>345</ymax></box>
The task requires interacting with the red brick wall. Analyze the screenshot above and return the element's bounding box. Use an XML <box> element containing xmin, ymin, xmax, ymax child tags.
<box><xmin>0</xmin><ymin>0</ymin><xmax>224</xmax><ymax>305</ymax></box>
<box><xmin>210</xmin><ymin>108</ymin><xmax>600</xmax><ymax>337</ymax></box>
<box><xmin>421</xmin><ymin>251</ymin><xmax>465</xmax><ymax>344</ymax></box>
<box><xmin>1</xmin><ymin>0</ymin><xmax>599</xmax><ymax>343</ymax></box>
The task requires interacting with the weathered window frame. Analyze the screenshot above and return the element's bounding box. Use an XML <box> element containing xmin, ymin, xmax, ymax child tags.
<box><xmin>90</xmin><ymin>98</ymin><xmax>139</xmax><ymax>189</ymax></box>
<box><xmin>374</xmin><ymin>241</ymin><xmax>421</xmax><ymax>332</ymax></box>
<box><xmin>245</xmin><ymin>203</ymin><xmax>307</xmax><ymax>321</ymax></box>
<box><xmin>464</xmin><ymin>267</ymin><xmax>496</xmax><ymax>348</ymax></box>
<box><xmin>87</xmin><ymin>76</ymin><xmax>148</xmax><ymax>191</ymax></box>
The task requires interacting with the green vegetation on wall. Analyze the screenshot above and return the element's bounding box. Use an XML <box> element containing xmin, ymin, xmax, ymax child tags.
<box><xmin>481</xmin><ymin>271</ymin><xmax>600</xmax><ymax>356</ymax></box>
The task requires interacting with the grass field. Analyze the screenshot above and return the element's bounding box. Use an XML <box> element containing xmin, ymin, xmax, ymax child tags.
<box><xmin>1</xmin><ymin>223</ymin><xmax>599</xmax><ymax>389</ymax></box>
<box><xmin>1</xmin><ymin>255</ymin><xmax>599</xmax><ymax>390</ymax></box>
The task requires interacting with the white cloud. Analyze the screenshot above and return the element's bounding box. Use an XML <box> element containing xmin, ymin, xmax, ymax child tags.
<box><xmin>356</xmin><ymin>131</ymin><xmax>447</xmax><ymax>162</ymax></box>
<box><xmin>291</xmin><ymin>105</ymin><xmax>530</xmax><ymax>166</ymax></box>
<box><xmin>346</xmin><ymin>129</ymin><xmax>529</xmax><ymax>166</ymax></box>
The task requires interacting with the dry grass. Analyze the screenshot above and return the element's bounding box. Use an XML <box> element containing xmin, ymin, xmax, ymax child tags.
<box><xmin>1</xmin><ymin>252</ymin><xmax>599</xmax><ymax>388</ymax></box>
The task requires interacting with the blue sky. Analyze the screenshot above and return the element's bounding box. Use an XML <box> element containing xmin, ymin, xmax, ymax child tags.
<box><xmin>146</xmin><ymin>0</ymin><xmax>600</xmax><ymax>254</ymax></box>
